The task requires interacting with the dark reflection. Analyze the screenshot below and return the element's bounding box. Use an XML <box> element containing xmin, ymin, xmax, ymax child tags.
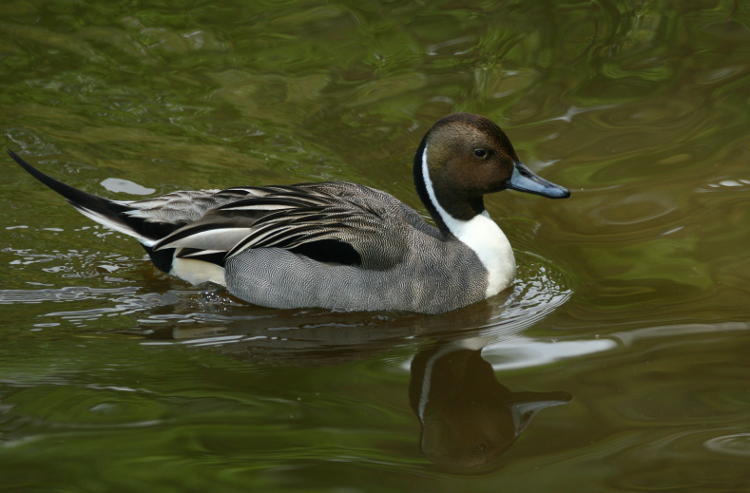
<box><xmin>409</xmin><ymin>339</ymin><xmax>571</xmax><ymax>474</ymax></box>
<box><xmin>139</xmin><ymin>275</ymin><xmax>572</xmax><ymax>474</ymax></box>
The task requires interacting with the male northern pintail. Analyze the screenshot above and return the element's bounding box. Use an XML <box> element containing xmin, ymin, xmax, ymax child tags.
<box><xmin>9</xmin><ymin>113</ymin><xmax>569</xmax><ymax>314</ymax></box>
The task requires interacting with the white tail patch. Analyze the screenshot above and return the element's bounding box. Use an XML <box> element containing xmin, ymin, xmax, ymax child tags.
<box><xmin>74</xmin><ymin>206</ymin><xmax>156</xmax><ymax>247</ymax></box>
<box><xmin>170</xmin><ymin>257</ymin><xmax>226</xmax><ymax>286</ymax></box>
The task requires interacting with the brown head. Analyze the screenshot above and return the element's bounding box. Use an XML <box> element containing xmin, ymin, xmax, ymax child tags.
<box><xmin>413</xmin><ymin>113</ymin><xmax>569</xmax><ymax>230</ymax></box>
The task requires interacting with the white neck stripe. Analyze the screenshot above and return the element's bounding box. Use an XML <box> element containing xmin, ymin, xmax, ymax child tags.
<box><xmin>420</xmin><ymin>144</ymin><xmax>463</xmax><ymax>235</ymax></box>
<box><xmin>420</xmin><ymin>145</ymin><xmax>516</xmax><ymax>298</ymax></box>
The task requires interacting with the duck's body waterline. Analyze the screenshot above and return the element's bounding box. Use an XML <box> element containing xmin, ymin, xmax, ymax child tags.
<box><xmin>9</xmin><ymin>113</ymin><xmax>569</xmax><ymax>314</ymax></box>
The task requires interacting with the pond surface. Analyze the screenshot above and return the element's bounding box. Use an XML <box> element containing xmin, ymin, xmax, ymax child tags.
<box><xmin>2</xmin><ymin>1</ymin><xmax>750</xmax><ymax>491</ymax></box>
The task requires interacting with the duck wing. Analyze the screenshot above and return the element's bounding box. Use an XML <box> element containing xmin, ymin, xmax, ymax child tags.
<box><xmin>154</xmin><ymin>182</ymin><xmax>413</xmax><ymax>269</ymax></box>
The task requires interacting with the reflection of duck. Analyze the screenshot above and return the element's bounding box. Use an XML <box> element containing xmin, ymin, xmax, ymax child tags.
<box><xmin>409</xmin><ymin>339</ymin><xmax>570</xmax><ymax>474</ymax></box>
<box><xmin>142</xmin><ymin>289</ymin><xmax>571</xmax><ymax>474</ymax></box>
<box><xmin>10</xmin><ymin>113</ymin><xmax>568</xmax><ymax>314</ymax></box>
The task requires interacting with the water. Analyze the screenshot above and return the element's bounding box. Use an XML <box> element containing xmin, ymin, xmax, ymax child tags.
<box><xmin>1</xmin><ymin>0</ymin><xmax>750</xmax><ymax>491</ymax></box>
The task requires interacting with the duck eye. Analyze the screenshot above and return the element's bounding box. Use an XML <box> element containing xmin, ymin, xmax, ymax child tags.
<box><xmin>473</xmin><ymin>148</ymin><xmax>488</xmax><ymax>159</ymax></box>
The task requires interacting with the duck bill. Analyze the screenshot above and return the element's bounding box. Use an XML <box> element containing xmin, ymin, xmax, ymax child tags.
<box><xmin>507</xmin><ymin>162</ymin><xmax>570</xmax><ymax>199</ymax></box>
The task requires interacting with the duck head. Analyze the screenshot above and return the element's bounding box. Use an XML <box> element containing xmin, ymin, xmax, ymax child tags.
<box><xmin>413</xmin><ymin>113</ymin><xmax>570</xmax><ymax>230</ymax></box>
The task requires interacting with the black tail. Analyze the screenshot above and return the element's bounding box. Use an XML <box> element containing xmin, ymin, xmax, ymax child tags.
<box><xmin>8</xmin><ymin>149</ymin><xmax>134</xmax><ymax>223</ymax></box>
<box><xmin>9</xmin><ymin>150</ymin><xmax>181</xmax><ymax>242</ymax></box>
<box><xmin>9</xmin><ymin>150</ymin><xmax>186</xmax><ymax>272</ymax></box>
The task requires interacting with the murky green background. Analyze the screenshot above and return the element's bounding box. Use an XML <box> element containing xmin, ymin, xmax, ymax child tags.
<box><xmin>2</xmin><ymin>0</ymin><xmax>750</xmax><ymax>491</ymax></box>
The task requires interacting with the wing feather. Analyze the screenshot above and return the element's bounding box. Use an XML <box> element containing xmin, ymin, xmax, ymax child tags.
<box><xmin>153</xmin><ymin>183</ymin><xmax>409</xmax><ymax>268</ymax></box>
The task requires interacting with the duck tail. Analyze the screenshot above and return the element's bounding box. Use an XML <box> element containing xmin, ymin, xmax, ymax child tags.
<box><xmin>8</xmin><ymin>150</ymin><xmax>159</xmax><ymax>247</ymax></box>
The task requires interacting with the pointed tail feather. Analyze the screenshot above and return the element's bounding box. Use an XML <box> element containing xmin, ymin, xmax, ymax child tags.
<box><xmin>8</xmin><ymin>150</ymin><xmax>159</xmax><ymax>246</ymax></box>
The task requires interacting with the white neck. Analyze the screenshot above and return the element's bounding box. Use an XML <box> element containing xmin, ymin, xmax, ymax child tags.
<box><xmin>421</xmin><ymin>145</ymin><xmax>516</xmax><ymax>297</ymax></box>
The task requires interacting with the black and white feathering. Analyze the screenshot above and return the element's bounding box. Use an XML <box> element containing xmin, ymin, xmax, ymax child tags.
<box><xmin>8</xmin><ymin>150</ymin><xmax>413</xmax><ymax>280</ymax></box>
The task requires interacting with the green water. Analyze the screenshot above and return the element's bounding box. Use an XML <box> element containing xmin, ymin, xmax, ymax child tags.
<box><xmin>2</xmin><ymin>0</ymin><xmax>750</xmax><ymax>491</ymax></box>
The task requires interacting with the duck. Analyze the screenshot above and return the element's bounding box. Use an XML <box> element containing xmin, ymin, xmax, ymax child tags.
<box><xmin>8</xmin><ymin>113</ymin><xmax>569</xmax><ymax>314</ymax></box>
